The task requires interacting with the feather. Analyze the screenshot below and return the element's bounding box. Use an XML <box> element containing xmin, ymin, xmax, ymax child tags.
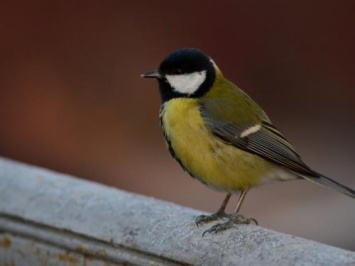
<box><xmin>201</xmin><ymin>106</ymin><xmax>355</xmax><ymax>198</ymax></box>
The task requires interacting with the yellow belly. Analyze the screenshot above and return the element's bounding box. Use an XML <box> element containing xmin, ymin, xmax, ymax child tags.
<box><xmin>161</xmin><ymin>98</ymin><xmax>280</xmax><ymax>192</ymax></box>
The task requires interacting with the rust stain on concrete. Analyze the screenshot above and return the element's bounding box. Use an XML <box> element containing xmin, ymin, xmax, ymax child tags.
<box><xmin>0</xmin><ymin>236</ymin><xmax>11</xmax><ymax>248</ymax></box>
<box><xmin>58</xmin><ymin>253</ymin><xmax>79</xmax><ymax>264</ymax></box>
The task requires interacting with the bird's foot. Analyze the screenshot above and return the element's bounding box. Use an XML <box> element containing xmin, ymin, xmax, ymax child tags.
<box><xmin>202</xmin><ymin>213</ymin><xmax>258</xmax><ymax>236</ymax></box>
<box><xmin>195</xmin><ymin>211</ymin><xmax>228</xmax><ymax>227</ymax></box>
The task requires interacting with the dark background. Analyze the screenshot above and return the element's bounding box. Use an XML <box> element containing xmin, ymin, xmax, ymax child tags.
<box><xmin>1</xmin><ymin>1</ymin><xmax>354</xmax><ymax>250</ymax></box>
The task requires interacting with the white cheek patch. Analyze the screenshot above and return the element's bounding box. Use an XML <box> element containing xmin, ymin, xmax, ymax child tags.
<box><xmin>165</xmin><ymin>71</ymin><xmax>206</xmax><ymax>95</ymax></box>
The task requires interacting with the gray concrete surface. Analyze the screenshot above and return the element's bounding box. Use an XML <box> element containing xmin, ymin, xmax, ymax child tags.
<box><xmin>0</xmin><ymin>157</ymin><xmax>354</xmax><ymax>265</ymax></box>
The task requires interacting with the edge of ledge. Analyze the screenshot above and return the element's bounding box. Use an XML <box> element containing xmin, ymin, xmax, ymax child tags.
<box><xmin>0</xmin><ymin>157</ymin><xmax>354</xmax><ymax>266</ymax></box>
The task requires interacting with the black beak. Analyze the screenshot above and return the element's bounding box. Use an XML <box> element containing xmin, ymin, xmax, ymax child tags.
<box><xmin>141</xmin><ymin>70</ymin><xmax>162</xmax><ymax>79</ymax></box>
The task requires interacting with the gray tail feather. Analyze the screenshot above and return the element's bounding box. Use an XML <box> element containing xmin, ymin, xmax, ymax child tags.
<box><xmin>301</xmin><ymin>174</ymin><xmax>355</xmax><ymax>199</ymax></box>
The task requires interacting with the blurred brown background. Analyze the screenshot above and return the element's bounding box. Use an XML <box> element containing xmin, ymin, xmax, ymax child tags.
<box><xmin>1</xmin><ymin>1</ymin><xmax>354</xmax><ymax>250</ymax></box>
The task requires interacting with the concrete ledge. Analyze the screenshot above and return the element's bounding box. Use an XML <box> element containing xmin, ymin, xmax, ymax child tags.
<box><xmin>0</xmin><ymin>157</ymin><xmax>354</xmax><ymax>265</ymax></box>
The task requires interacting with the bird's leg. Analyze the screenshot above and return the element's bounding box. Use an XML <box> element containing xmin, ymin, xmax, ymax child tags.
<box><xmin>202</xmin><ymin>190</ymin><xmax>258</xmax><ymax>236</ymax></box>
<box><xmin>195</xmin><ymin>194</ymin><xmax>231</xmax><ymax>226</ymax></box>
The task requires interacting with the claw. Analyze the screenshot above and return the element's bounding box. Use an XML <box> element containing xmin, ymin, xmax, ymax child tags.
<box><xmin>249</xmin><ymin>218</ymin><xmax>258</xmax><ymax>225</ymax></box>
<box><xmin>195</xmin><ymin>211</ymin><xmax>228</xmax><ymax>227</ymax></box>
<box><xmin>202</xmin><ymin>222</ymin><xmax>231</xmax><ymax>236</ymax></box>
<box><xmin>201</xmin><ymin>213</ymin><xmax>258</xmax><ymax>236</ymax></box>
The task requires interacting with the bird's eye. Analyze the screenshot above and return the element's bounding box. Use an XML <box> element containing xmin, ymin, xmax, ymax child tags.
<box><xmin>173</xmin><ymin>69</ymin><xmax>183</xmax><ymax>75</ymax></box>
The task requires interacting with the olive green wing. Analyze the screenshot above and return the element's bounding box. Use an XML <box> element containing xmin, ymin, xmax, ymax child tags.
<box><xmin>200</xmin><ymin>106</ymin><xmax>355</xmax><ymax>198</ymax></box>
<box><xmin>198</xmin><ymin>74</ymin><xmax>355</xmax><ymax>197</ymax></box>
<box><xmin>200</xmin><ymin>106</ymin><xmax>318</xmax><ymax>176</ymax></box>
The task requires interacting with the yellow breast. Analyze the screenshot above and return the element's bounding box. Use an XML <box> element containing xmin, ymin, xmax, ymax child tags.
<box><xmin>161</xmin><ymin>98</ymin><xmax>278</xmax><ymax>192</ymax></box>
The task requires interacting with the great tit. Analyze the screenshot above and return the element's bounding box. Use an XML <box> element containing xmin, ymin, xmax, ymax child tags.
<box><xmin>141</xmin><ymin>48</ymin><xmax>355</xmax><ymax>235</ymax></box>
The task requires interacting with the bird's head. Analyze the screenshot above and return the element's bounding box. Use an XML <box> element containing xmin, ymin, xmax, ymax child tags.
<box><xmin>142</xmin><ymin>48</ymin><xmax>217</xmax><ymax>102</ymax></box>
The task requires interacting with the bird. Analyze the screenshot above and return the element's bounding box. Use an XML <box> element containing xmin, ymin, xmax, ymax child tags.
<box><xmin>141</xmin><ymin>48</ymin><xmax>355</xmax><ymax>235</ymax></box>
